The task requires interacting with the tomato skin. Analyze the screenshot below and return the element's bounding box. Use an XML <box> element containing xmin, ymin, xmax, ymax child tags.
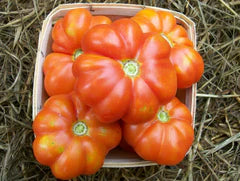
<box><xmin>52</xmin><ymin>9</ymin><xmax>112</xmax><ymax>54</ymax></box>
<box><xmin>132</xmin><ymin>9</ymin><xmax>192</xmax><ymax>47</ymax></box>
<box><xmin>122</xmin><ymin>97</ymin><xmax>194</xmax><ymax>165</ymax></box>
<box><xmin>33</xmin><ymin>94</ymin><xmax>121</xmax><ymax>180</ymax></box>
<box><xmin>43</xmin><ymin>53</ymin><xmax>75</xmax><ymax>96</ymax></box>
<box><xmin>73</xmin><ymin>18</ymin><xmax>177</xmax><ymax>124</ymax></box>
<box><xmin>170</xmin><ymin>45</ymin><xmax>204</xmax><ymax>88</ymax></box>
<box><xmin>132</xmin><ymin>9</ymin><xmax>204</xmax><ymax>88</ymax></box>
<box><xmin>44</xmin><ymin>9</ymin><xmax>111</xmax><ymax>96</ymax></box>
<box><xmin>72</xmin><ymin>54</ymin><xmax>133</xmax><ymax>123</ymax></box>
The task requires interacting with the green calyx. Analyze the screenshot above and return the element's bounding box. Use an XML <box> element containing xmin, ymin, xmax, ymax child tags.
<box><xmin>122</xmin><ymin>60</ymin><xmax>140</xmax><ymax>78</ymax></box>
<box><xmin>73</xmin><ymin>121</ymin><xmax>88</xmax><ymax>136</ymax></box>
<box><xmin>73</xmin><ymin>49</ymin><xmax>83</xmax><ymax>60</ymax></box>
<box><xmin>157</xmin><ymin>109</ymin><xmax>169</xmax><ymax>123</ymax></box>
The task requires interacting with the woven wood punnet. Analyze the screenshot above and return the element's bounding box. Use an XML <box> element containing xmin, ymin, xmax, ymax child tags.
<box><xmin>32</xmin><ymin>3</ymin><xmax>197</xmax><ymax>168</ymax></box>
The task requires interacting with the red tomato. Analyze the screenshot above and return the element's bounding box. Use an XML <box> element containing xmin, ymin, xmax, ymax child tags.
<box><xmin>122</xmin><ymin>97</ymin><xmax>194</xmax><ymax>165</ymax></box>
<box><xmin>132</xmin><ymin>9</ymin><xmax>204</xmax><ymax>88</ymax></box>
<box><xmin>73</xmin><ymin>18</ymin><xmax>177</xmax><ymax>124</ymax></box>
<box><xmin>43</xmin><ymin>8</ymin><xmax>111</xmax><ymax>96</ymax></box>
<box><xmin>33</xmin><ymin>93</ymin><xmax>121</xmax><ymax>180</ymax></box>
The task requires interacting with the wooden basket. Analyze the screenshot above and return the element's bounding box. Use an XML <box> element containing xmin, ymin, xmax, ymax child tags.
<box><xmin>32</xmin><ymin>3</ymin><xmax>197</xmax><ymax>168</ymax></box>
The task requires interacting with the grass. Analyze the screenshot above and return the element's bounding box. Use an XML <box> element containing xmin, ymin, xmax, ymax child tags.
<box><xmin>0</xmin><ymin>0</ymin><xmax>240</xmax><ymax>180</ymax></box>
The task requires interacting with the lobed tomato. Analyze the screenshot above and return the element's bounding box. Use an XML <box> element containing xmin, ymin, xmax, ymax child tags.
<box><xmin>33</xmin><ymin>93</ymin><xmax>121</xmax><ymax>180</ymax></box>
<box><xmin>122</xmin><ymin>97</ymin><xmax>194</xmax><ymax>165</ymax></box>
<box><xmin>73</xmin><ymin>18</ymin><xmax>177</xmax><ymax>124</ymax></box>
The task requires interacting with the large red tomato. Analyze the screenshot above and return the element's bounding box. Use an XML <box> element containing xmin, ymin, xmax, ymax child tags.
<box><xmin>73</xmin><ymin>18</ymin><xmax>177</xmax><ymax>124</ymax></box>
<box><xmin>132</xmin><ymin>9</ymin><xmax>204</xmax><ymax>88</ymax></box>
<box><xmin>43</xmin><ymin>8</ymin><xmax>111</xmax><ymax>96</ymax></box>
<box><xmin>32</xmin><ymin>93</ymin><xmax>121</xmax><ymax>180</ymax></box>
<box><xmin>122</xmin><ymin>97</ymin><xmax>194</xmax><ymax>165</ymax></box>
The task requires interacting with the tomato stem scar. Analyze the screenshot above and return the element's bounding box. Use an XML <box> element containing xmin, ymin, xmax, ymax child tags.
<box><xmin>122</xmin><ymin>60</ymin><xmax>139</xmax><ymax>78</ymax></box>
<box><xmin>73</xmin><ymin>121</ymin><xmax>88</xmax><ymax>136</ymax></box>
<box><xmin>157</xmin><ymin>109</ymin><xmax>169</xmax><ymax>123</ymax></box>
<box><xmin>73</xmin><ymin>49</ymin><xmax>83</xmax><ymax>60</ymax></box>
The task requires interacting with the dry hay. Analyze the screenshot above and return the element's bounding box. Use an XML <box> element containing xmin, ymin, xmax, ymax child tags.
<box><xmin>0</xmin><ymin>0</ymin><xmax>239</xmax><ymax>180</ymax></box>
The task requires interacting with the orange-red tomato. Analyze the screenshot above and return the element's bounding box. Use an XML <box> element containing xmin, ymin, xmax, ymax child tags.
<box><xmin>43</xmin><ymin>8</ymin><xmax>111</xmax><ymax>96</ymax></box>
<box><xmin>122</xmin><ymin>97</ymin><xmax>194</xmax><ymax>165</ymax></box>
<box><xmin>132</xmin><ymin>9</ymin><xmax>204</xmax><ymax>88</ymax></box>
<box><xmin>32</xmin><ymin>93</ymin><xmax>121</xmax><ymax>180</ymax></box>
<box><xmin>73</xmin><ymin>18</ymin><xmax>177</xmax><ymax>124</ymax></box>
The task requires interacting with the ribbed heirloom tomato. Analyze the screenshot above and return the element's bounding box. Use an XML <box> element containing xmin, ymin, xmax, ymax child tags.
<box><xmin>132</xmin><ymin>9</ymin><xmax>204</xmax><ymax>88</ymax></box>
<box><xmin>43</xmin><ymin>8</ymin><xmax>111</xmax><ymax>96</ymax></box>
<box><xmin>122</xmin><ymin>97</ymin><xmax>194</xmax><ymax>165</ymax></box>
<box><xmin>73</xmin><ymin>18</ymin><xmax>177</xmax><ymax>124</ymax></box>
<box><xmin>32</xmin><ymin>93</ymin><xmax>121</xmax><ymax>180</ymax></box>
